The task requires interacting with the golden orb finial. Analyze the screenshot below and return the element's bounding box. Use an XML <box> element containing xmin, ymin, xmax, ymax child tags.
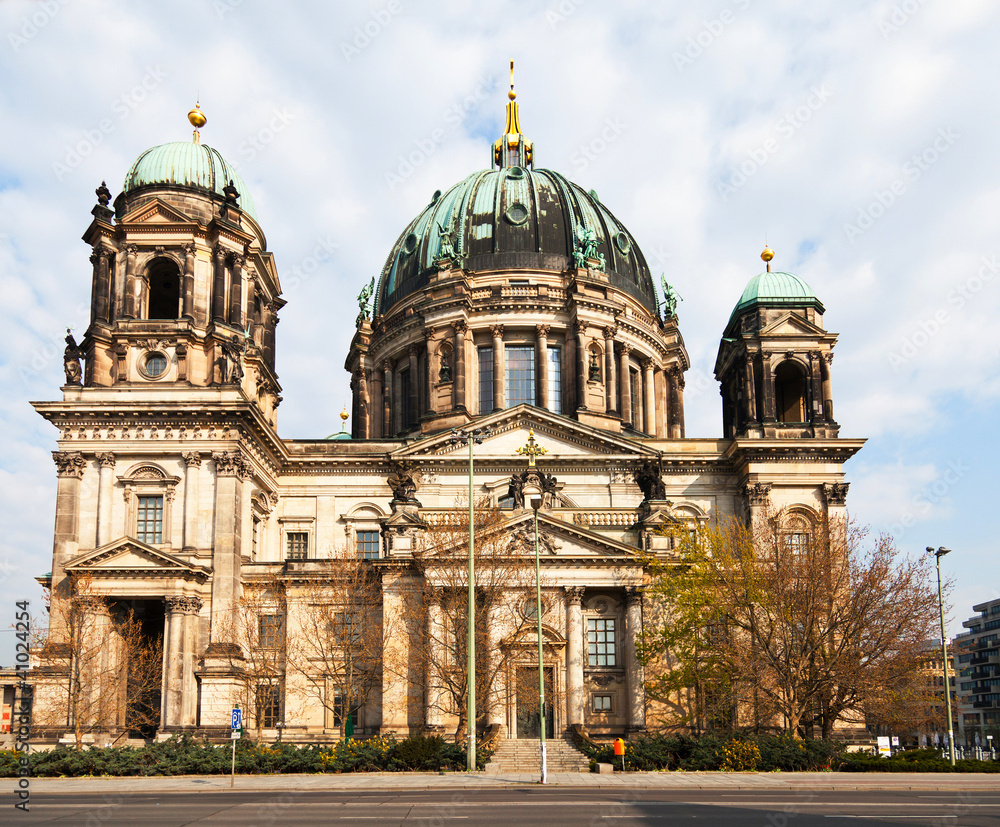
<box><xmin>188</xmin><ymin>102</ymin><xmax>206</xmax><ymax>143</ymax></box>
<box><xmin>340</xmin><ymin>407</ymin><xmax>349</xmax><ymax>422</ymax></box>
<box><xmin>761</xmin><ymin>246</ymin><xmax>774</xmax><ymax>272</ymax></box>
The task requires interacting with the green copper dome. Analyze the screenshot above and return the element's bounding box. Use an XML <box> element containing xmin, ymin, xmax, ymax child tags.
<box><xmin>727</xmin><ymin>270</ymin><xmax>824</xmax><ymax>332</ymax></box>
<box><xmin>122</xmin><ymin>141</ymin><xmax>257</xmax><ymax>221</ymax></box>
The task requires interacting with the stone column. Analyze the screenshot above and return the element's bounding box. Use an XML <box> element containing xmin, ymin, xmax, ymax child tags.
<box><xmin>51</xmin><ymin>452</ymin><xmax>87</xmax><ymax>611</ymax></box>
<box><xmin>425</xmin><ymin>587</ymin><xmax>445</xmax><ymax>732</ymax></box>
<box><xmin>93</xmin><ymin>453</ymin><xmax>115</xmax><ymax>548</ymax></box>
<box><xmin>179</xmin><ymin>596</ymin><xmax>203</xmax><ymax>728</ymax></box>
<box><xmin>91</xmin><ymin>249</ymin><xmax>112</xmax><ymax>325</ymax></box>
<box><xmin>604</xmin><ymin>327</ymin><xmax>617</xmax><ymax>415</ymax></box>
<box><xmin>743</xmin><ymin>482</ymin><xmax>772</xmax><ymax>525</ymax></box>
<box><xmin>822</xmin><ymin>353</ymin><xmax>835</xmax><ymax>421</ymax></box>
<box><xmin>182</xmin><ymin>243</ymin><xmax>196</xmax><ymax>321</ymax></box>
<box><xmin>745</xmin><ymin>355</ymin><xmax>758</xmax><ymax>424</ymax></box>
<box><xmin>536</xmin><ymin>324</ymin><xmax>550</xmax><ymax>410</ymax></box>
<box><xmin>263</xmin><ymin>301</ymin><xmax>277</xmax><ymax>366</ymax></box>
<box><xmin>358</xmin><ymin>367</ymin><xmax>371</xmax><ymax>438</ymax></box>
<box><xmin>761</xmin><ymin>353</ymin><xmax>776</xmax><ymax>423</ymax></box>
<box><xmin>424</xmin><ymin>330</ymin><xmax>435</xmax><ymax>416</ymax></box>
<box><xmin>382</xmin><ymin>360</ymin><xmax>393</xmax><ymax>437</ymax></box>
<box><xmin>565</xmin><ymin>586</ymin><xmax>585</xmax><ymax>726</ymax></box>
<box><xmin>380</xmin><ymin>571</ymin><xmax>411</xmax><ymax>734</ymax></box>
<box><xmin>486</xmin><ymin>599</ymin><xmax>506</xmax><ymax>730</ymax></box>
<box><xmin>209</xmin><ymin>452</ymin><xmax>245</xmax><ymax>644</ymax></box>
<box><xmin>668</xmin><ymin>368</ymin><xmax>682</xmax><ymax>438</ymax></box>
<box><xmin>676</xmin><ymin>371</ymin><xmax>686</xmax><ymax>438</ymax></box>
<box><xmin>619</xmin><ymin>344</ymin><xmax>632</xmax><ymax>427</ymax></box>
<box><xmin>624</xmin><ymin>587</ymin><xmax>646</xmax><ymax>732</ymax></box>
<box><xmin>211</xmin><ymin>245</ymin><xmax>227</xmax><ymax>324</ymax></box>
<box><xmin>372</xmin><ymin>367</ymin><xmax>383</xmax><ymax>437</ymax></box>
<box><xmin>643</xmin><ymin>360</ymin><xmax>656</xmax><ymax>436</ymax></box>
<box><xmin>182</xmin><ymin>453</ymin><xmax>202</xmax><ymax>552</ymax></box>
<box><xmin>575</xmin><ymin>321</ymin><xmax>588</xmax><ymax>410</ymax></box>
<box><xmin>454</xmin><ymin>321</ymin><xmax>467</xmax><ymax>411</ymax></box>
<box><xmin>491</xmin><ymin>324</ymin><xmax>504</xmax><ymax>411</ymax></box>
<box><xmin>809</xmin><ymin>351</ymin><xmax>825</xmax><ymax>423</ymax></box>
<box><xmin>408</xmin><ymin>343</ymin><xmax>420</xmax><ymax>426</ymax></box>
<box><xmin>162</xmin><ymin>597</ymin><xmax>185</xmax><ymax>728</ymax></box>
<box><xmin>122</xmin><ymin>245</ymin><xmax>138</xmax><ymax>319</ymax></box>
<box><xmin>229</xmin><ymin>254</ymin><xmax>244</xmax><ymax>329</ymax></box>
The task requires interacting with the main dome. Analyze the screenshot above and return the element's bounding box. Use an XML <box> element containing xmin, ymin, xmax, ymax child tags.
<box><xmin>122</xmin><ymin>141</ymin><xmax>258</xmax><ymax>221</ymax></box>
<box><xmin>375</xmin><ymin>166</ymin><xmax>659</xmax><ymax>316</ymax></box>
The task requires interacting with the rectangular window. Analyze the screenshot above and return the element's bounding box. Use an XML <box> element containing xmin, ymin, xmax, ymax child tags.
<box><xmin>332</xmin><ymin>611</ymin><xmax>362</xmax><ymax>646</ymax></box>
<box><xmin>258</xmin><ymin>614</ymin><xmax>284</xmax><ymax>649</ymax></box>
<box><xmin>593</xmin><ymin>694</ymin><xmax>613</xmax><ymax>712</ymax></box>
<box><xmin>332</xmin><ymin>686</ymin><xmax>359</xmax><ymax>729</ymax></box>
<box><xmin>357</xmin><ymin>530</ymin><xmax>380</xmax><ymax>560</ymax></box>
<box><xmin>629</xmin><ymin>368</ymin><xmax>642</xmax><ymax>429</ymax></box>
<box><xmin>506</xmin><ymin>345</ymin><xmax>536</xmax><ymax>407</ymax></box>
<box><xmin>587</xmin><ymin>617</ymin><xmax>616</xmax><ymax>667</ymax></box>
<box><xmin>784</xmin><ymin>533</ymin><xmax>809</xmax><ymax>556</ymax></box>
<box><xmin>251</xmin><ymin>516</ymin><xmax>261</xmax><ymax>559</ymax></box>
<box><xmin>286</xmin><ymin>532</ymin><xmax>308</xmax><ymax>560</ymax></box>
<box><xmin>547</xmin><ymin>346</ymin><xmax>562</xmax><ymax>414</ymax></box>
<box><xmin>399</xmin><ymin>368</ymin><xmax>411</xmax><ymax>429</ymax></box>
<box><xmin>478</xmin><ymin>346</ymin><xmax>494</xmax><ymax>414</ymax></box>
<box><xmin>255</xmin><ymin>684</ymin><xmax>281</xmax><ymax>728</ymax></box>
<box><xmin>137</xmin><ymin>495</ymin><xmax>163</xmax><ymax>544</ymax></box>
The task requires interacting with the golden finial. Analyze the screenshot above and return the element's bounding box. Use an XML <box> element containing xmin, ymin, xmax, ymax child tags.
<box><xmin>508</xmin><ymin>59</ymin><xmax>516</xmax><ymax>101</ymax></box>
<box><xmin>761</xmin><ymin>246</ymin><xmax>774</xmax><ymax>272</ymax></box>
<box><xmin>516</xmin><ymin>428</ymin><xmax>548</xmax><ymax>468</ymax></box>
<box><xmin>339</xmin><ymin>407</ymin><xmax>349</xmax><ymax>434</ymax></box>
<box><xmin>188</xmin><ymin>101</ymin><xmax>206</xmax><ymax>143</ymax></box>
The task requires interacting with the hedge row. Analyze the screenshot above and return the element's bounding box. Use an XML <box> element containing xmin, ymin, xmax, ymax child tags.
<box><xmin>838</xmin><ymin>748</ymin><xmax>1000</xmax><ymax>774</ymax></box>
<box><xmin>0</xmin><ymin>734</ymin><xmax>490</xmax><ymax>777</ymax></box>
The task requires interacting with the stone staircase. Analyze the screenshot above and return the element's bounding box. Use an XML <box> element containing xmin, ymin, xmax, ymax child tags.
<box><xmin>486</xmin><ymin>732</ymin><xmax>591</xmax><ymax>774</ymax></box>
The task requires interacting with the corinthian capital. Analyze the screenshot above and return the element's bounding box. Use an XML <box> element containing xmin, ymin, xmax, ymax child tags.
<box><xmin>53</xmin><ymin>451</ymin><xmax>87</xmax><ymax>478</ymax></box>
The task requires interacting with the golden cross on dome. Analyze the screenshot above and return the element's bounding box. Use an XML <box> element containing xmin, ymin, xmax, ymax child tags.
<box><xmin>516</xmin><ymin>428</ymin><xmax>547</xmax><ymax>467</ymax></box>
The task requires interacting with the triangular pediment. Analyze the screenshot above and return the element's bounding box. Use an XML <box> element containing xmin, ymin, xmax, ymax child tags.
<box><xmin>394</xmin><ymin>406</ymin><xmax>659</xmax><ymax>462</ymax></box>
<box><xmin>760</xmin><ymin>311</ymin><xmax>826</xmax><ymax>338</ymax></box>
<box><xmin>65</xmin><ymin>538</ymin><xmax>209</xmax><ymax>579</ymax></box>
<box><xmin>120</xmin><ymin>198</ymin><xmax>196</xmax><ymax>225</ymax></box>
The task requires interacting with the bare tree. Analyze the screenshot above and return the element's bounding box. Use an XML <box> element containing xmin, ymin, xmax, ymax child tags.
<box><xmin>286</xmin><ymin>557</ymin><xmax>395</xmax><ymax>735</ymax></box>
<box><xmin>411</xmin><ymin>496</ymin><xmax>536</xmax><ymax>741</ymax></box>
<box><xmin>34</xmin><ymin>574</ymin><xmax>162</xmax><ymax>748</ymax></box>
<box><xmin>640</xmin><ymin>512</ymin><xmax>942</xmax><ymax>738</ymax></box>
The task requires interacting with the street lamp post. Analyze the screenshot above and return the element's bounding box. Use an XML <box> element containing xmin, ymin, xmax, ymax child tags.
<box><xmin>517</xmin><ymin>429</ymin><xmax>549</xmax><ymax>785</ymax></box>
<box><xmin>450</xmin><ymin>427</ymin><xmax>491</xmax><ymax>772</ymax></box>
<box><xmin>928</xmin><ymin>546</ymin><xmax>956</xmax><ymax>766</ymax></box>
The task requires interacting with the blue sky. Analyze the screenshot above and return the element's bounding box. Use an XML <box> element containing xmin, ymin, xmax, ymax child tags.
<box><xmin>0</xmin><ymin>0</ymin><xmax>998</xmax><ymax>662</ymax></box>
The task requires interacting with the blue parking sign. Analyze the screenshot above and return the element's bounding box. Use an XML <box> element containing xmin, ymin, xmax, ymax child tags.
<box><xmin>232</xmin><ymin>708</ymin><xmax>242</xmax><ymax>730</ymax></box>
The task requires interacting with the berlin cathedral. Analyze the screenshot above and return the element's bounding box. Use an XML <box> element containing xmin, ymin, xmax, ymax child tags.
<box><xmin>30</xmin><ymin>76</ymin><xmax>862</xmax><ymax>754</ymax></box>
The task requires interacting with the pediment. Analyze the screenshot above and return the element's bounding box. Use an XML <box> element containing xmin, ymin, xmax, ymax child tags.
<box><xmin>65</xmin><ymin>538</ymin><xmax>209</xmax><ymax>579</ymax></box>
<box><xmin>120</xmin><ymin>198</ymin><xmax>195</xmax><ymax>225</ymax></box>
<box><xmin>759</xmin><ymin>311</ymin><xmax>826</xmax><ymax>338</ymax></box>
<box><xmin>394</xmin><ymin>406</ymin><xmax>659</xmax><ymax>462</ymax></box>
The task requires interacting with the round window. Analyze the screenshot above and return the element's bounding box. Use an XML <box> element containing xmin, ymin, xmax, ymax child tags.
<box><xmin>143</xmin><ymin>353</ymin><xmax>168</xmax><ymax>379</ymax></box>
<box><xmin>403</xmin><ymin>233</ymin><xmax>418</xmax><ymax>255</ymax></box>
<box><xmin>614</xmin><ymin>232</ymin><xmax>630</xmax><ymax>255</ymax></box>
<box><xmin>505</xmin><ymin>202</ymin><xmax>529</xmax><ymax>225</ymax></box>
<box><xmin>507</xmin><ymin>166</ymin><xmax>525</xmax><ymax>179</ymax></box>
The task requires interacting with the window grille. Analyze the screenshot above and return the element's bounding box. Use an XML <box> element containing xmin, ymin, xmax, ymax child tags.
<box><xmin>137</xmin><ymin>496</ymin><xmax>163</xmax><ymax>544</ymax></box>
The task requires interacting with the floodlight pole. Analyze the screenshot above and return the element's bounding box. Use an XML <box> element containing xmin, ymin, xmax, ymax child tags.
<box><xmin>532</xmin><ymin>497</ymin><xmax>547</xmax><ymax>785</ymax></box>
<box><xmin>451</xmin><ymin>427</ymin><xmax>491</xmax><ymax>772</ymax></box>
<box><xmin>929</xmin><ymin>546</ymin><xmax>956</xmax><ymax>766</ymax></box>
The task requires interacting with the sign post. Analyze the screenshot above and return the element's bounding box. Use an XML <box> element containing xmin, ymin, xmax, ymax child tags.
<box><xmin>230</xmin><ymin>706</ymin><xmax>242</xmax><ymax>788</ymax></box>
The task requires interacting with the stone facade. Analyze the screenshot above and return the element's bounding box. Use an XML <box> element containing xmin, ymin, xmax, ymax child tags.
<box><xmin>31</xmin><ymin>105</ymin><xmax>864</xmax><ymax>744</ymax></box>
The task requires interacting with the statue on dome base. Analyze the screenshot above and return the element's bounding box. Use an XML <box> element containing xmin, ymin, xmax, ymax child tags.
<box><xmin>63</xmin><ymin>330</ymin><xmax>83</xmax><ymax>386</ymax></box>
<box><xmin>356</xmin><ymin>277</ymin><xmax>375</xmax><ymax>326</ymax></box>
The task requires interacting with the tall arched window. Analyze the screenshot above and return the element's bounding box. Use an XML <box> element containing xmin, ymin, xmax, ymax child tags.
<box><xmin>775</xmin><ymin>361</ymin><xmax>807</xmax><ymax>423</ymax></box>
<box><xmin>146</xmin><ymin>258</ymin><xmax>181</xmax><ymax>320</ymax></box>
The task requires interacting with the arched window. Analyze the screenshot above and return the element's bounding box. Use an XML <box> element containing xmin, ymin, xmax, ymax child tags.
<box><xmin>146</xmin><ymin>258</ymin><xmax>181</xmax><ymax>320</ymax></box>
<box><xmin>775</xmin><ymin>361</ymin><xmax>807</xmax><ymax>423</ymax></box>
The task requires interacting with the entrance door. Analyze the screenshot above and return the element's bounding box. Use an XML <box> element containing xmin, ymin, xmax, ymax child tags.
<box><xmin>516</xmin><ymin>666</ymin><xmax>554</xmax><ymax>739</ymax></box>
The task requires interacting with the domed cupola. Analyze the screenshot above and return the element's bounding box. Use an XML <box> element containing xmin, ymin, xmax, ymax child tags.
<box><xmin>715</xmin><ymin>248</ymin><xmax>838</xmax><ymax>439</ymax></box>
<box><xmin>346</xmin><ymin>68</ymin><xmax>689</xmax><ymax>441</ymax></box>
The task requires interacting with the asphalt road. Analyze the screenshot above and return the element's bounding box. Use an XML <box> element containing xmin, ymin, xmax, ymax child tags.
<box><xmin>8</xmin><ymin>789</ymin><xmax>1000</xmax><ymax>826</ymax></box>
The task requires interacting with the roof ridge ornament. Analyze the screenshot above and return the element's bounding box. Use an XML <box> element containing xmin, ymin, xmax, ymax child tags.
<box><xmin>493</xmin><ymin>60</ymin><xmax>533</xmax><ymax>169</ymax></box>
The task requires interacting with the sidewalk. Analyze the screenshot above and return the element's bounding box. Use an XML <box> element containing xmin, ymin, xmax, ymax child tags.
<box><xmin>3</xmin><ymin>771</ymin><xmax>999</xmax><ymax>794</ymax></box>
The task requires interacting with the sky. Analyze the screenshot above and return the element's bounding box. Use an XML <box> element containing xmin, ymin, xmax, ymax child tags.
<box><xmin>0</xmin><ymin>0</ymin><xmax>997</xmax><ymax>663</ymax></box>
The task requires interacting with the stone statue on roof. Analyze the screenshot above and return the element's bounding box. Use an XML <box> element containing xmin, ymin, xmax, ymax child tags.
<box><xmin>356</xmin><ymin>277</ymin><xmax>375</xmax><ymax>326</ymax></box>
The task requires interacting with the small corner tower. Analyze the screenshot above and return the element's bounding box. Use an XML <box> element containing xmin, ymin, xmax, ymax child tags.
<box><xmin>715</xmin><ymin>248</ymin><xmax>838</xmax><ymax>439</ymax></box>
